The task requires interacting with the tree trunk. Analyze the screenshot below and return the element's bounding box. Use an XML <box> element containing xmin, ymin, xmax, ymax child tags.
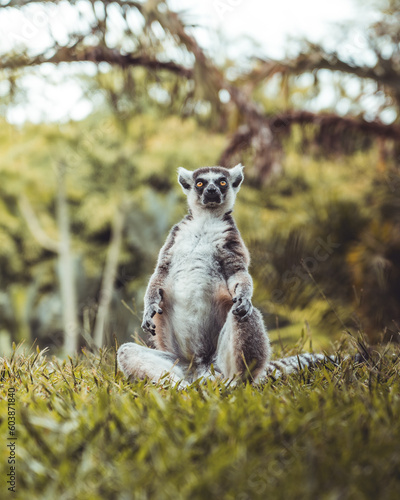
<box><xmin>57</xmin><ymin>162</ymin><xmax>79</xmax><ymax>355</ymax></box>
<box><xmin>93</xmin><ymin>202</ymin><xmax>127</xmax><ymax>349</ymax></box>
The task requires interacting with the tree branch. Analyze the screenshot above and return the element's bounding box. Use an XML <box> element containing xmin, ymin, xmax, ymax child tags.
<box><xmin>247</xmin><ymin>48</ymin><xmax>400</xmax><ymax>93</ymax></box>
<box><xmin>0</xmin><ymin>0</ymin><xmax>142</xmax><ymax>10</ymax></box>
<box><xmin>219</xmin><ymin>110</ymin><xmax>400</xmax><ymax>169</ymax></box>
<box><xmin>269</xmin><ymin>110</ymin><xmax>400</xmax><ymax>140</ymax></box>
<box><xmin>0</xmin><ymin>45</ymin><xmax>193</xmax><ymax>78</ymax></box>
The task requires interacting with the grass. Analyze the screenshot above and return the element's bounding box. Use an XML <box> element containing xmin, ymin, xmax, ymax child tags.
<box><xmin>1</xmin><ymin>341</ymin><xmax>400</xmax><ymax>500</ymax></box>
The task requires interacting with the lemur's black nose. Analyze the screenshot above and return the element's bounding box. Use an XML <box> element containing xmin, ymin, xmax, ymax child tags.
<box><xmin>204</xmin><ymin>183</ymin><xmax>221</xmax><ymax>204</ymax></box>
<box><xmin>206</xmin><ymin>185</ymin><xmax>218</xmax><ymax>196</ymax></box>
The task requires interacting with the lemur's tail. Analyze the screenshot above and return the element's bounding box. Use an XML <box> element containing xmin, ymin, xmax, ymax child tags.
<box><xmin>264</xmin><ymin>353</ymin><xmax>329</xmax><ymax>378</ymax></box>
<box><xmin>263</xmin><ymin>350</ymin><xmax>371</xmax><ymax>379</ymax></box>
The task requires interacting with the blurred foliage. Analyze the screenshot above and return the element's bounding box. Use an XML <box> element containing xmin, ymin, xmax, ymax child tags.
<box><xmin>347</xmin><ymin>167</ymin><xmax>400</xmax><ymax>342</ymax></box>
<box><xmin>0</xmin><ymin>109</ymin><xmax>399</xmax><ymax>351</ymax></box>
<box><xmin>1</xmin><ymin>343</ymin><xmax>400</xmax><ymax>499</ymax></box>
<box><xmin>236</xmin><ymin>137</ymin><xmax>400</xmax><ymax>345</ymax></box>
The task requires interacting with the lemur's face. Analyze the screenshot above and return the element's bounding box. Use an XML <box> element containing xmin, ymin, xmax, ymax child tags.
<box><xmin>178</xmin><ymin>164</ymin><xmax>244</xmax><ymax>214</ymax></box>
<box><xmin>194</xmin><ymin>170</ymin><xmax>228</xmax><ymax>207</ymax></box>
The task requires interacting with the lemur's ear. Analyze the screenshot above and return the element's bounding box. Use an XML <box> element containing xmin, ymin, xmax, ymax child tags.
<box><xmin>177</xmin><ymin>167</ymin><xmax>193</xmax><ymax>194</ymax></box>
<box><xmin>230</xmin><ymin>163</ymin><xmax>244</xmax><ymax>191</ymax></box>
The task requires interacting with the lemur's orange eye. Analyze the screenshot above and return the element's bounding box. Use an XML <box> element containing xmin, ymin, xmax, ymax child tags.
<box><xmin>196</xmin><ymin>181</ymin><xmax>203</xmax><ymax>187</ymax></box>
<box><xmin>220</xmin><ymin>181</ymin><xmax>227</xmax><ymax>186</ymax></box>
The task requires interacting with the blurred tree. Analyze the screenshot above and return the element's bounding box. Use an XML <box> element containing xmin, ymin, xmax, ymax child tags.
<box><xmin>18</xmin><ymin>162</ymin><xmax>80</xmax><ymax>353</ymax></box>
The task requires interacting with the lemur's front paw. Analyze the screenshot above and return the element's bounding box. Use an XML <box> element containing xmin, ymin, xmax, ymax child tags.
<box><xmin>232</xmin><ymin>295</ymin><xmax>253</xmax><ymax>320</ymax></box>
<box><xmin>142</xmin><ymin>304</ymin><xmax>163</xmax><ymax>336</ymax></box>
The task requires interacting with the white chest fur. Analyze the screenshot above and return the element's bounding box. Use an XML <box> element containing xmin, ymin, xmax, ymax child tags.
<box><xmin>169</xmin><ymin>215</ymin><xmax>228</xmax><ymax>278</ymax></box>
<box><xmin>165</xmin><ymin>214</ymin><xmax>230</xmax><ymax>354</ymax></box>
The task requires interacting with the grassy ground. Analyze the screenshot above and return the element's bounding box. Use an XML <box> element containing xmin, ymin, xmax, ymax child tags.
<box><xmin>1</xmin><ymin>341</ymin><xmax>400</xmax><ymax>500</ymax></box>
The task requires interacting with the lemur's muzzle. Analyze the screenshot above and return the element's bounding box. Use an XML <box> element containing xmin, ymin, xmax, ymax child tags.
<box><xmin>203</xmin><ymin>186</ymin><xmax>221</xmax><ymax>204</ymax></box>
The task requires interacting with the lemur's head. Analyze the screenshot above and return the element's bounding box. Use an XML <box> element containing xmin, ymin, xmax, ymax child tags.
<box><xmin>178</xmin><ymin>164</ymin><xmax>244</xmax><ymax>215</ymax></box>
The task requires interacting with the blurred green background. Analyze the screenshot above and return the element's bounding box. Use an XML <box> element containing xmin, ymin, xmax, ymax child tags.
<box><xmin>0</xmin><ymin>0</ymin><xmax>399</xmax><ymax>356</ymax></box>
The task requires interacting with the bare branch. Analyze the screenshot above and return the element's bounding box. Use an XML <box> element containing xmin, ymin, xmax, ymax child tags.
<box><xmin>0</xmin><ymin>0</ymin><xmax>142</xmax><ymax>9</ymax></box>
<box><xmin>269</xmin><ymin>110</ymin><xmax>400</xmax><ymax>140</ymax></box>
<box><xmin>246</xmin><ymin>47</ymin><xmax>400</xmax><ymax>94</ymax></box>
<box><xmin>219</xmin><ymin>110</ymin><xmax>400</xmax><ymax>171</ymax></box>
<box><xmin>0</xmin><ymin>45</ymin><xmax>193</xmax><ymax>77</ymax></box>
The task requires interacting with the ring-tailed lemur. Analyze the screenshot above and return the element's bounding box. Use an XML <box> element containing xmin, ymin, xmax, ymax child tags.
<box><xmin>117</xmin><ymin>164</ymin><xmax>328</xmax><ymax>384</ymax></box>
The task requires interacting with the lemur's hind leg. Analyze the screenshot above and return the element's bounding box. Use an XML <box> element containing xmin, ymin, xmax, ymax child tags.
<box><xmin>117</xmin><ymin>343</ymin><xmax>188</xmax><ymax>385</ymax></box>
<box><xmin>215</xmin><ymin>308</ymin><xmax>271</xmax><ymax>381</ymax></box>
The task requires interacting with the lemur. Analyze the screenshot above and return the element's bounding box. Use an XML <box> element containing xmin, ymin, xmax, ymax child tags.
<box><xmin>117</xmin><ymin>164</ymin><xmax>327</xmax><ymax>384</ymax></box>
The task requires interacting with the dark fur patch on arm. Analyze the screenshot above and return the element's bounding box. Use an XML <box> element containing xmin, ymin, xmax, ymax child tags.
<box><xmin>150</xmin><ymin>223</ymin><xmax>181</xmax><ymax>285</ymax></box>
<box><xmin>219</xmin><ymin>240</ymin><xmax>248</xmax><ymax>279</ymax></box>
<box><xmin>162</xmin><ymin>224</ymin><xmax>180</xmax><ymax>254</ymax></box>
